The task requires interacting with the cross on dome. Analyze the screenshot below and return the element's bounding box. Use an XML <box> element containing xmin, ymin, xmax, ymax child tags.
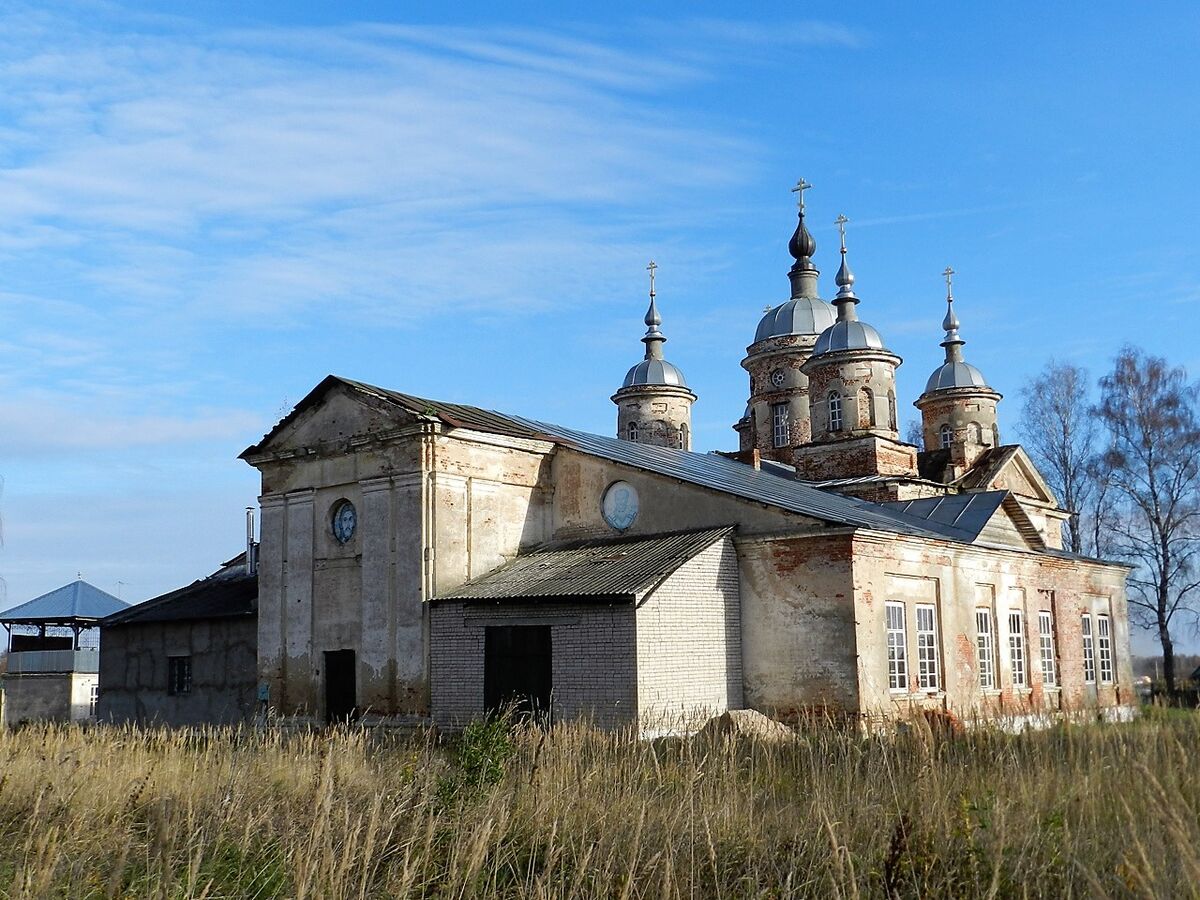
<box><xmin>791</xmin><ymin>177</ymin><xmax>812</xmax><ymax>212</ymax></box>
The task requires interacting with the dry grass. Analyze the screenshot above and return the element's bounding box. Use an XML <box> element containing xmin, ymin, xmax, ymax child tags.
<box><xmin>0</xmin><ymin>710</ymin><xmax>1197</xmax><ymax>898</ymax></box>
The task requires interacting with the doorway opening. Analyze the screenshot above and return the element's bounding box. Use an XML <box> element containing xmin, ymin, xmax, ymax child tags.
<box><xmin>484</xmin><ymin>625</ymin><xmax>552</xmax><ymax>721</ymax></box>
<box><xmin>324</xmin><ymin>649</ymin><xmax>357</xmax><ymax>724</ymax></box>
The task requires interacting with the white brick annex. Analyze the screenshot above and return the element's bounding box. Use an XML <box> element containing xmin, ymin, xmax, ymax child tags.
<box><xmin>430</xmin><ymin>530</ymin><xmax>742</xmax><ymax>732</ymax></box>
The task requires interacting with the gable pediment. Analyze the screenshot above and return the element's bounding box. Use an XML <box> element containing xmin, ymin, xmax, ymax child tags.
<box><xmin>973</xmin><ymin>446</ymin><xmax>1059</xmax><ymax>507</ymax></box>
<box><xmin>241</xmin><ymin>376</ymin><xmax>424</xmax><ymax>460</ymax></box>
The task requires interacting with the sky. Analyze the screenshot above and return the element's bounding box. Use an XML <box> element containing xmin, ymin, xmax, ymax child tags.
<box><xmin>1</xmin><ymin>1</ymin><xmax>1197</xmax><ymax>653</ymax></box>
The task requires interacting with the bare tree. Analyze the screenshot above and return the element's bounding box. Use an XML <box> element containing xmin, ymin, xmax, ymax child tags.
<box><xmin>1096</xmin><ymin>347</ymin><xmax>1200</xmax><ymax>693</ymax></box>
<box><xmin>1019</xmin><ymin>361</ymin><xmax>1100</xmax><ymax>555</ymax></box>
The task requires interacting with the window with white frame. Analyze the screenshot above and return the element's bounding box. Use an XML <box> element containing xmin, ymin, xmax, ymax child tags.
<box><xmin>89</xmin><ymin>683</ymin><xmax>99</xmax><ymax>717</ymax></box>
<box><xmin>828</xmin><ymin>393</ymin><xmax>843</xmax><ymax>432</ymax></box>
<box><xmin>886</xmin><ymin>601</ymin><xmax>908</xmax><ymax>692</ymax></box>
<box><xmin>916</xmin><ymin>603</ymin><xmax>940</xmax><ymax>691</ymax></box>
<box><xmin>628</xmin><ymin>422</ymin><xmax>639</xmax><ymax>442</ymax></box>
<box><xmin>1008</xmin><ymin>610</ymin><xmax>1027</xmax><ymax>687</ymax></box>
<box><xmin>940</xmin><ymin>424</ymin><xmax>952</xmax><ymax>449</ymax></box>
<box><xmin>976</xmin><ymin>608</ymin><xmax>996</xmax><ymax>690</ymax></box>
<box><xmin>1097</xmin><ymin>614</ymin><xmax>1114</xmax><ymax>684</ymax></box>
<box><xmin>677</xmin><ymin>423</ymin><xmax>687</xmax><ymax>449</ymax></box>
<box><xmin>772</xmin><ymin>402</ymin><xmax>790</xmax><ymax>447</ymax></box>
<box><xmin>1038</xmin><ymin>610</ymin><xmax>1057</xmax><ymax>687</ymax></box>
<box><xmin>1081</xmin><ymin>614</ymin><xmax>1096</xmax><ymax>683</ymax></box>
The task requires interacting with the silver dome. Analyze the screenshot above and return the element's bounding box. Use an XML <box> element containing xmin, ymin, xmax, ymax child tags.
<box><xmin>623</xmin><ymin>358</ymin><xmax>689</xmax><ymax>389</ymax></box>
<box><xmin>754</xmin><ymin>297</ymin><xmax>837</xmax><ymax>342</ymax></box>
<box><xmin>811</xmin><ymin>319</ymin><xmax>885</xmax><ymax>356</ymax></box>
<box><xmin>924</xmin><ymin>361</ymin><xmax>989</xmax><ymax>393</ymax></box>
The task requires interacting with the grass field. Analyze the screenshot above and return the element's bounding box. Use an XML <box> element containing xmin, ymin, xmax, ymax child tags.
<box><xmin>0</xmin><ymin>710</ymin><xmax>1196</xmax><ymax>898</ymax></box>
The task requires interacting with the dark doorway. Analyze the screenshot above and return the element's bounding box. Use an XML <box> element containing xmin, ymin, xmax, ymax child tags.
<box><xmin>484</xmin><ymin>626</ymin><xmax>552</xmax><ymax>721</ymax></box>
<box><xmin>324</xmin><ymin>649</ymin><xmax>357</xmax><ymax>724</ymax></box>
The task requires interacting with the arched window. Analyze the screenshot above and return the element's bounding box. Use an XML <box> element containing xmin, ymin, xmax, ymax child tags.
<box><xmin>677</xmin><ymin>423</ymin><xmax>688</xmax><ymax>450</ymax></box>
<box><xmin>828</xmin><ymin>393</ymin><xmax>843</xmax><ymax>432</ymax></box>
<box><xmin>970</xmin><ymin>422</ymin><xmax>984</xmax><ymax>444</ymax></box>
<box><xmin>888</xmin><ymin>391</ymin><xmax>898</xmax><ymax>431</ymax></box>
<box><xmin>992</xmin><ymin>424</ymin><xmax>1001</xmax><ymax>447</ymax></box>
<box><xmin>940</xmin><ymin>424</ymin><xmax>952</xmax><ymax>449</ymax></box>
<box><xmin>861</xmin><ymin>388</ymin><xmax>876</xmax><ymax>428</ymax></box>
<box><xmin>628</xmin><ymin>422</ymin><xmax>639</xmax><ymax>442</ymax></box>
<box><xmin>771</xmin><ymin>402</ymin><xmax>790</xmax><ymax>447</ymax></box>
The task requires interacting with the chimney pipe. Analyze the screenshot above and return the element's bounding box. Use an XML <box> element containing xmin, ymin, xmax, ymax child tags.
<box><xmin>245</xmin><ymin>507</ymin><xmax>257</xmax><ymax>576</ymax></box>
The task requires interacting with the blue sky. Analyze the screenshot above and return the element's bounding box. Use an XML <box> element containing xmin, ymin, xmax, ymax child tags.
<box><xmin>1</xmin><ymin>2</ymin><xmax>1197</xmax><ymax>652</ymax></box>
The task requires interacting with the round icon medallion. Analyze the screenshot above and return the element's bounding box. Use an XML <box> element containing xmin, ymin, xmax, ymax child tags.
<box><xmin>601</xmin><ymin>481</ymin><xmax>639</xmax><ymax>531</ymax></box>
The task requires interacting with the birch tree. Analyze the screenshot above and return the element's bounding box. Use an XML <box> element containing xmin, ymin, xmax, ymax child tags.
<box><xmin>1096</xmin><ymin>347</ymin><xmax>1200</xmax><ymax>693</ymax></box>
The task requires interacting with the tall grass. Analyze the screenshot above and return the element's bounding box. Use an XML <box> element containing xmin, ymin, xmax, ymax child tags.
<box><xmin>0</xmin><ymin>711</ymin><xmax>1196</xmax><ymax>898</ymax></box>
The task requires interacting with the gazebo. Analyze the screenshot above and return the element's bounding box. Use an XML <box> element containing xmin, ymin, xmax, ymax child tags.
<box><xmin>1</xmin><ymin>580</ymin><xmax>128</xmax><ymax>725</ymax></box>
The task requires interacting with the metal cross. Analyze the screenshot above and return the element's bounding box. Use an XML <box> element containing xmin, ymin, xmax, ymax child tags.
<box><xmin>943</xmin><ymin>266</ymin><xmax>955</xmax><ymax>301</ymax></box>
<box><xmin>835</xmin><ymin>213</ymin><xmax>849</xmax><ymax>251</ymax></box>
<box><xmin>791</xmin><ymin>177</ymin><xmax>812</xmax><ymax>212</ymax></box>
<box><xmin>646</xmin><ymin>260</ymin><xmax>657</xmax><ymax>299</ymax></box>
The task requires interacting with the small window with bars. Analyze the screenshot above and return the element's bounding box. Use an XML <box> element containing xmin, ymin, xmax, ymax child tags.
<box><xmin>886</xmin><ymin>601</ymin><xmax>908</xmax><ymax>692</ymax></box>
<box><xmin>916</xmin><ymin>603</ymin><xmax>940</xmax><ymax>691</ymax></box>
<box><xmin>772</xmin><ymin>402</ymin><xmax>790</xmax><ymax>447</ymax></box>
<box><xmin>976</xmin><ymin>608</ymin><xmax>996</xmax><ymax>690</ymax></box>
<box><xmin>168</xmin><ymin>656</ymin><xmax>193</xmax><ymax>696</ymax></box>
<box><xmin>1097</xmin><ymin>614</ymin><xmax>1114</xmax><ymax>684</ymax></box>
<box><xmin>1038</xmin><ymin>610</ymin><xmax>1057</xmax><ymax>687</ymax></box>
<box><xmin>1008</xmin><ymin>610</ymin><xmax>1027</xmax><ymax>688</ymax></box>
<box><xmin>1081</xmin><ymin>614</ymin><xmax>1096</xmax><ymax>684</ymax></box>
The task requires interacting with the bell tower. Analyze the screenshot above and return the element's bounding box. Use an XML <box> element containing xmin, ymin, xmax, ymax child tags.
<box><xmin>735</xmin><ymin>179</ymin><xmax>836</xmax><ymax>461</ymax></box>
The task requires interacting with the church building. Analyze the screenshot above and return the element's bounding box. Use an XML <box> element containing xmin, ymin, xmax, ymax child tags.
<box><xmin>238</xmin><ymin>182</ymin><xmax>1134</xmax><ymax>732</ymax></box>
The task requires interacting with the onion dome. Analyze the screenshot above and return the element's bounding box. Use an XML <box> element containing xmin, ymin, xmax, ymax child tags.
<box><xmin>810</xmin><ymin>215</ymin><xmax>888</xmax><ymax>356</ymax></box>
<box><xmin>622</xmin><ymin>261</ymin><xmax>690</xmax><ymax>388</ymax></box>
<box><xmin>923</xmin><ymin>268</ymin><xmax>991</xmax><ymax>392</ymax></box>
<box><xmin>753</xmin><ymin>178</ymin><xmax>837</xmax><ymax>342</ymax></box>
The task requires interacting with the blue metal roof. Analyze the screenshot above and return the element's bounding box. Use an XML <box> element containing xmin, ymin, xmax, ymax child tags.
<box><xmin>0</xmin><ymin>580</ymin><xmax>128</xmax><ymax>624</ymax></box>
<box><xmin>881</xmin><ymin>492</ymin><xmax>1008</xmax><ymax>542</ymax></box>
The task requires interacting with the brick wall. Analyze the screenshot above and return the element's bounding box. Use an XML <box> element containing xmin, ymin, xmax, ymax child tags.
<box><xmin>635</xmin><ymin>536</ymin><xmax>743</xmax><ymax>732</ymax></box>
<box><xmin>429</xmin><ymin>601</ymin><xmax>637</xmax><ymax>729</ymax></box>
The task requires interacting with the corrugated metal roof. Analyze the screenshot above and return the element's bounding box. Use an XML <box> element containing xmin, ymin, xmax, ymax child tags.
<box><xmin>105</xmin><ymin>556</ymin><xmax>256</xmax><ymax>626</ymax></box>
<box><xmin>0</xmin><ymin>580</ymin><xmax>128</xmax><ymax>624</ymax></box>
<box><xmin>437</xmin><ymin>527</ymin><xmax>734</xmax><ymax>602</ymax></box>
<box><xmin>881</xmin><ymin>492</ymin><xmax>1009</xmax><ymax>541</ymax></box>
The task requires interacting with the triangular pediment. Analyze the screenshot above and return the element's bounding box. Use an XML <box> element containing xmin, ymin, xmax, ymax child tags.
<box><xmin>240</xmin><ymin>376</ymin><xmax>424</xmax><ymax>459</ymax></box>
<box><xmin>961</xmin><ymin>445</ymin><xmax>1059</xmax><ymax>508</ymax></box>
